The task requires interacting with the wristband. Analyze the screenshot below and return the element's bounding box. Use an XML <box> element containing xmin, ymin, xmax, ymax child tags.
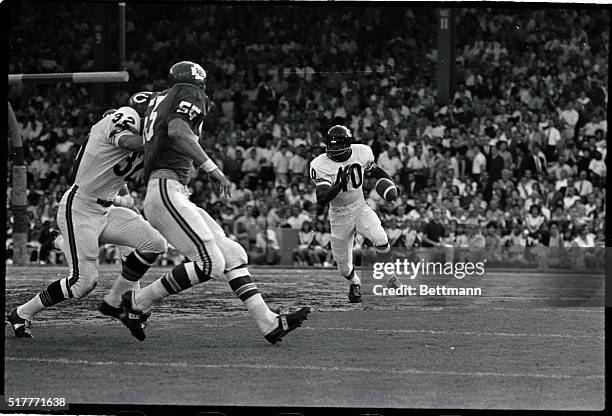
<box><xmin>199</xmin><ymin>159</ymin><xmax>218</xmax><ymax>173</ymax></box>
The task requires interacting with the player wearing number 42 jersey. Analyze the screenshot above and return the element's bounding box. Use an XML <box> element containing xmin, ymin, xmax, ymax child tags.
<box><xmin>119</xmin><ymin>60</ymin><xmax>310</xmax><ymax>343</ymax></box>
<box><xmin>8</xmin><ymin>95</ymin><xmax>168</xmax><ymax>338</ymax></box>
<box><xmin>310</xmin><ymin>125</ymin><xmax>401</xmax><ymax>303</ymax></box>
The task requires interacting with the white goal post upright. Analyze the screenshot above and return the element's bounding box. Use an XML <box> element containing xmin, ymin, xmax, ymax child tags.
<box><xmin>7</xmin><ymin>71</ymin><xmax>130</xmax><ymax>265</ymax></box>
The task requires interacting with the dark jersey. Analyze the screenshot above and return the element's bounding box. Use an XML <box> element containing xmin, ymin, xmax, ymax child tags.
<box><xmin>143</xmin><ymin>83</ymin><xmax>209</xmax><ymax>184</ymax></box>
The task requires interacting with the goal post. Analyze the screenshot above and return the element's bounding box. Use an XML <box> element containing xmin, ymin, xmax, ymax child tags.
<box><xmin>7</xmin><ymin>70</ymin><xmax>130</xmax><ymax>265</ymax></box>
<box><xmin>8</xmin><ymin>102</ymin><xmax>28</xmax><ymax>265</ymax></box>
<box><xmin>8</xmin><ymin>71</ymin><xmax>129</xmax><ymax>86</ymax></box>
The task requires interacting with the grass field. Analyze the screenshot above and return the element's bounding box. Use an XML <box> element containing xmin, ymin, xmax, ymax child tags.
<box><xmin>4</xmin><ymin>265</ymin><xmax>605</xmax><ymax>411</ymax></box>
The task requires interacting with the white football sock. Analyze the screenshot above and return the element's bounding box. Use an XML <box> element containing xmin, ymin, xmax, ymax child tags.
<box><xmin>104</xmin><ymin>277</ymin><xmax>140</xmax><ymax>308</ymax></box>
<box><xmin>17</xmin><ymin>295</ymin><xmax>45</xmax><ymax>321</ymax></box>
<box><xmin>133</xmin><ymin>278</ymin><xmax>169</xmax><ymax>312</ymax></box>
<box><xmin>244</xmin><ymin>294</ymin><xmax>278</xmax><ymax>335</ymax></box>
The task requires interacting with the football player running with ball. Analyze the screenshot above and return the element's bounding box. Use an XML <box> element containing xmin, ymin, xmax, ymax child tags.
<box><xmin>310</xmin><ymin>125</ymin><xmax>401</xmax><ymax>303</ymax></box>
<box><xmin>121</xmin><ymin>61</ymin><xmax>310</xmax><ymax>343</ymax></box>
<box><xmin>8</xmin><ymin>94</ymin><xmax>168</xmax><ymax>338</ymax></box>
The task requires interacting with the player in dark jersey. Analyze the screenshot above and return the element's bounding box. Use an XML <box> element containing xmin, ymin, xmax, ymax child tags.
<box><xmin>121</xmin><ymin>61</ymin><xmax>310</xmax><ymax>343</ymax></box>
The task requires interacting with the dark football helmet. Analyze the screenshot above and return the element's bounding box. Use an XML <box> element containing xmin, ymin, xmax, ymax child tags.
<box><xmin>128</xmin><ymin>91</ymin><xmax>154</xmax><ymax>118</ymax></box>
<box><xmin>168</xmin><ymin>61</ymin><xmax>207</xmax><ymax>90</ymax></box>
<box><xmin>326</xmin><ymin>125</ymin><xmax>353</xmax><ymax>162</ymax></box>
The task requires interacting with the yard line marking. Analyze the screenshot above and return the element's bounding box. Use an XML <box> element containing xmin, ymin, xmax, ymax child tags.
<box><xmin>5</xmin><ymin>357</ymin><xmax>603</xmax><ymax>381</ymax></box>
<box><xmin>300</xmin><ymin>326</ymin><xmax>605</xmax><ymax>339</ymax></box>
<box><xmin>17</xmin><ymin>321</ymin><xmax>604</xmax><ymax>339</ymax></box>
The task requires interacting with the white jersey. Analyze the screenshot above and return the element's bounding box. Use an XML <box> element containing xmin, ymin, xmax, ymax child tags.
<box><xmin>310</xmin><ymin>144</ymin><xmax>375</xmax><ymax>209</ymax></box>
<box><xmin>73</xmin><ymin>106</ymin><xmax>143</xmax><ymax>201</ymax></box>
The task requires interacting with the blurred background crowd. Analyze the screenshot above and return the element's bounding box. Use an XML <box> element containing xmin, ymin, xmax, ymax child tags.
<box><xmin>7</xmin><ymin>6</ymin><xmax>608</xmax><ymax>268</ymax></box>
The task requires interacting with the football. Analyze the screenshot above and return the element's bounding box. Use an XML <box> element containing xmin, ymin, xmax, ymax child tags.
<box><xmin>375</xmin><ymin>178</ymin><xmax>398</xmax><ymax>202</ymax></box>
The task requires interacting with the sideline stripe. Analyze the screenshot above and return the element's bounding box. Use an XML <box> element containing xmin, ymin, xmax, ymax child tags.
<box><xmin>5</xmin><ymin>357</ymin><xmax>603</xmax><ymax>380</ymax></box>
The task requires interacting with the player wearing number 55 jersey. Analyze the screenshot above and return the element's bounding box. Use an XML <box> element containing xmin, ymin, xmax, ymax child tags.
<box><xmin>8</xmin><ymin>98</ymin><xmax>168</xmax><ymax>338</ymax></box>
<box><xmin>310</xmin><ymin>125</ymin><xmax>400</xmax><ymax>303</ymax></box>
<box><xmin>121</xmin><ymin>61</ymin><xmax>310</xmax><ymax>343</ymax></box>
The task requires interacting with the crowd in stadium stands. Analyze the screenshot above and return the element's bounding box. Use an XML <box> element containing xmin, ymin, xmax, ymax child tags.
<box><xmin>7</xmin><ymin>6</ymin><xmax>607</xmax><ymax>268</ymax></box>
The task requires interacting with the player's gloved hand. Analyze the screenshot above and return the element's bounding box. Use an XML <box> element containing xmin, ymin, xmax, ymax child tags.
<box><xmin>209</xmin><ymin>168</ymin><xmax>232</xmax><ymax>198</ymax></box>
<box><xmin>113</xmin><ymin>193</ymin><xmax>134</xmax><ymax>208</ymax></box>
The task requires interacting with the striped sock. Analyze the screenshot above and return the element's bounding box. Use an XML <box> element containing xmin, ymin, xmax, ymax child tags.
<box><xmin>133</xmin><ymin>262</ymin><xmax>198</xmax><ymax>311</ymax></box>
<box><xmin>104</xmin><ymin>250</ymin><xmax>156</xmax><ymax>308</ymax></box>
<box><xmin>226</xmin><ymin>265</ymin><xmax>278</xmax><ymax>335</ymax></box>
<box><xmin>17</xmin><ymin>280</ymin><xmax>67</xmax><ymax>320</ymax></box>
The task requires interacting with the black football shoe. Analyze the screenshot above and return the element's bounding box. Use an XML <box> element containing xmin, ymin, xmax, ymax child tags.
<box><xmin>120</xmin><ymin>291</ymin><xmax>149</xmax><ymax>341</ymax></box>
<box><xmin>99</xmin><ymin>298</ymin><xmax>150</xmax><ymax>326</ymax></box>
<box><xmin>7</xmin><ymin>308</ymin><xmax>32</xmax><ymax>338</ymax></box>
<box><xmin>39</xmin><ymin>228</ymin><xmax>61</xmax><ymax>263</ymax></box>
<box><xmin>98</xmin><ymin>300</ymin><xmax>124</xmax><ymax>321</ymax></box>
<box><xmin>265</xmin><ymin>307</ymin><xmax>311</xmax><ymax>345</ymax></box>
<box><xmin>348</xmin><ymin>284</ymin><xmax>362</xmax><ymax>303</ymax></box>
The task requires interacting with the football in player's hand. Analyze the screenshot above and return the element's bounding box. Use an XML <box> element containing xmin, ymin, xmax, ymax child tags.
<box><xmin>375</xmin><ymin>178</ymin><xmax>398</xmax><ymax>202</ymax></box>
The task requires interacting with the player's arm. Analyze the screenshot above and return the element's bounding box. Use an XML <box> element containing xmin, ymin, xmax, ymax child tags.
<box><xmin>167</xmin><ymin>118</ymin><xmax>211</xmax><ymax>166</ymax></box>
<box><xmin>109</xmin><ymin>107</ymin><xmax>144</xmax><ymax>151</ymax></box>
<box><xmin>367</xmin><ymin>163</ymin><xmax>393</xmax><ymax>180</ymax></box>
<box><xmin>115</xmin><ymin>134</ymin><xmax>144</xmax><ymax>151</ymax></box>
<box><xmin>363</xmin><ymin>145</ymin><xmax>398</xmax><ymax>185</ymax></box>
<box><xmin>167</xmin><ymin>118</ymin><xmax>232</xmax><ymax>196</ymax></box>
<box><xmin>314</xmin><ymin>167</ymin><xmax>350</xmax><ymax>206</ymax></box>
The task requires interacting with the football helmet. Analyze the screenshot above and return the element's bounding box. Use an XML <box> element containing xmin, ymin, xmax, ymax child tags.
<box><xmin>128</xmin><ymin>91</ymin><xmax>154</xmax><ymax>118</ymax></box>
<box><xmin>168</xmin><ymin>61</ymin><xmax>207</xmax><ymax>90</ymax></box>
<box><xmin>102</xmin><ymin>108</ymin><xmax>117</xmax><ymax>118</ymax></box>
<box><xmin>326</xmin><ymin>125</ymin><xmax>352</xmax><ymax>162</ymax></box>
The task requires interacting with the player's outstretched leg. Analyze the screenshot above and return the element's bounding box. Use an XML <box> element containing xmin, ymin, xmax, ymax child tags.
<box><xmin>10</xmin><ymin>187</ymin><xmax>105</xmax><ymax>338</ymax></box>
<box><xmin>10</xmin><ymin>264</ymin><xmax>98</xmax><ymax>338</ymax></box>
<box><xmin>197</xmin><ymin>206</ymin><xmax>311</xmax><ymax>344</ymax></box>
<box><xmin>222</xmin><ymin>262</ymin><xmax>312</xmax><ymax>345</ymax></box>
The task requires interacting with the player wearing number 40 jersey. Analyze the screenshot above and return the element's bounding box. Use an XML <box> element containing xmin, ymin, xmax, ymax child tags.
<box><xmin>8</xmin><ymin>96</ymin><xmax>168</xmax><ymax>338</ymax></box>
<box><xmin>118</xmin><ymin>60</ymin><xmax>310</xmax><ymax>344</ymax></box>
<box><xmin>310</xmin><ymin>125</ymin><xmax>401</xmax><ymax>303</ymax></box>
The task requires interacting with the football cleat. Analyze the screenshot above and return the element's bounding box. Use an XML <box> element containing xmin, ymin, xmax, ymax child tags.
<box><xmin>348</xmin><ymin>284</ymin><xmax>362</xmax><ymax>303</ymax></box>
<box><xmin>99</xmin><ymin>299</ymin><xmax>150</xmax><ymax>326</ymax></box>
<box><xmin>264</xmin><ymin>307</ymin><xmax>311</xmax><ymax>345</ymax></box>
<box><xmin>38</xmin><ymin>228</ymin><xmax>61</xmax><ymax>263</ymax></box>
<box><xmin>120</xmin><ymin>291</ymin><xmax>149</xmax><ymax>341</ymax></box>
<box><xmin>7</xmin><ymin>308</ymin><xmax>32</xmax><ymax>338</ymax></box>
